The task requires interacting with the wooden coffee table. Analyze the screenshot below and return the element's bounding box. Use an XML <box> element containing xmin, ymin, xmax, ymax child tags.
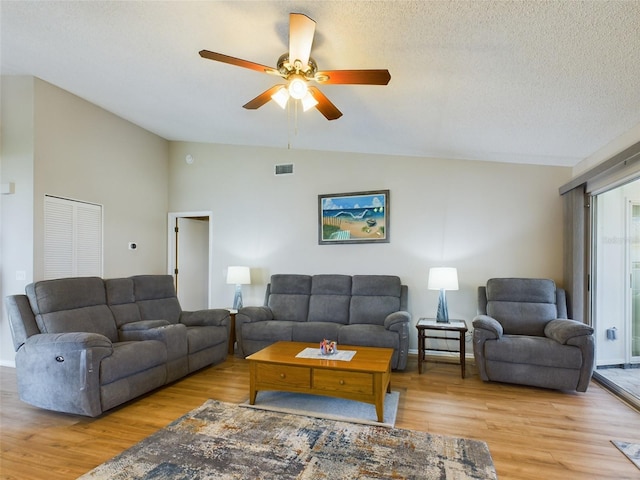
<box><xmin>246</xmin><ymin>341</ymin><xmax>393</xmax><ymax>422</ymax></box>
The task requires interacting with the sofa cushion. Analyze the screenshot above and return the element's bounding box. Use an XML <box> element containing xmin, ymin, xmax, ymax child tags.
<box><xmin>26</xmin><ymin>277</ymin><xmax>118</xmax><ymax>342</ymax></box>
<box><xmin>270</xmin><ymin>274</ymin><xmax>312</xmax><ymax>294</ymax></box>
<box><xmin>291</xmin><ymin>322</ymin><xmax>341</xmax><ymax>343</ymax></box>
<box><xmin>352</xmin><ymin>275</ymin><xmax>402</xmax><ymax>297</ymax></box>
<box><xmin>338</xmin><ymin>324</ymin><xmax>399</xmax><ymax>350</ymax></box>
<box><xmin>306</xmin><ymin>275</ymin><xmax>351</xmax><ymax>324</ymax></box>
<box><xmin>186</xmin><ymin>325</ymin><xmax>227</xmax><ymax>354</ymax></box>
<box><xmin>105</xmin><ymin>278</ymin><xmax>142</xmax><ymax>327</ymax></box>
<box><xmin>484</xmin><ymin>335</ymin><xmax>583</xmax><ymax>369</ymax></box>
<box><xmin>132</xmin><ymin>275</ymin><xmax>181</xmax><ymax>323</ymax></box>
<box><xmin>241</xmin><ymin>320</ymin><xmax>295</xmax><ymax>343</ymax></box>
<box><xmin>100</xmin><ymin>340</ymin><xmax>167</xmax><ymax>385</ymax></box>
<box><xmin>349</xmin><ymin>275</ymin><xmax>402</xmax><ymax>326</ymax></box>
<box><xmin>486</xmin><ymin>278</ymin><xmax>558</xmax><ymax>336</ymax></box>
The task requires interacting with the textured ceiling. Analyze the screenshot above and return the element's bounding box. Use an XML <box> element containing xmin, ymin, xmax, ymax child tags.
<box><xmin>2</xmin><ymin>1</ymin><xmax>640</xmax><ymax>167</ymax></box>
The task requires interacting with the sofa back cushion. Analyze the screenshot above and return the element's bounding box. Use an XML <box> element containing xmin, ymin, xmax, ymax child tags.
<box><xmin>132</xmin><ymin>275</ymin><xmax>182</xmax><ymax>323</ymax></box>
<box><xmin>26</xmin><ymin>277</ymin><xmax>118</xmax><ymax>342</ymax></box>
<box><xmin>307</xmin><ymin>275</ymin><xmax>351</xmax><ymax>324</ymax></box>
<box><xmin>267</xmin><ymin>274</ymin><xmax>311</xmax><ymax>322</ymax></box>
<box><xmin>349</xmin><ymin>275</ymin><xmax>402</xmax><ymax>325</ymax></box>
<box><xmin>485</xmin><ymin>278</ymin><xmax>558</xmax><ymax>336</ymax></box>
<box><xmin>105</xmin><ymin>278</ymin><xmax>142</xmax><ymax>327</ymax></box>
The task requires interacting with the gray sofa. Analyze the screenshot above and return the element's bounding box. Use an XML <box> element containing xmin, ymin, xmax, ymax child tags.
<box><xmin>472</xmin><ymin>278</ymin><xmax>595</xmax><ymax>392</ymax></box>
<box><xmin>236</xmin><ymin>274</ymin><xmax>410</xmax><ymax>370</ymax></box>
<box><xmin>5</xmin><ymin>274</ymin><xmax>230</xmax><ymax>416</ymax></box>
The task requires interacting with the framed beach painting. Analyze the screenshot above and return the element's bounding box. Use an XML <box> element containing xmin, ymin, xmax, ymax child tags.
<box><xmin>318</xmin><ymin>190</ymin><xmax>390</xmax><ymax>244</ymax></box>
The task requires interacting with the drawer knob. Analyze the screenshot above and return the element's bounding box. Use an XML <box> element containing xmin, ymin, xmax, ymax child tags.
<box><xmin>280</xmin><ymin>373</ymin><xmax>286</xmax><ymax>379</ymax></box>
<box><xmin>339</xmin><ymin>379</ymin><xmax>345</xmax><ymax>385</ymax></box>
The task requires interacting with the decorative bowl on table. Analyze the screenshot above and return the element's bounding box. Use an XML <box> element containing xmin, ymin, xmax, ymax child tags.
<box><xmin>319</xmin><ymin>339</ymin><xmax>338</xmax><ymax>355</ymax></box>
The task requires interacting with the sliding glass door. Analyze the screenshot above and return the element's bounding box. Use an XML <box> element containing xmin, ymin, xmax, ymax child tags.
<box><xmin>593</xmin><ymin>180</ymin><xmax>640</xmax><ymax>367</ymax></box>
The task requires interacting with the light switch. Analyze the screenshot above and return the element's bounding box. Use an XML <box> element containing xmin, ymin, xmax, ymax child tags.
<box><xmin>16</xmin><ymin>270</ymin><xmax>26</xmax><ymax>281</ymax></box>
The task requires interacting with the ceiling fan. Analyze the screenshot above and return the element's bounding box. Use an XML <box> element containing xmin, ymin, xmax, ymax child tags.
<box><xmin>199</xmin><ymin>13</ymin><xmax>391</xmax><ymax>121</ymax></box>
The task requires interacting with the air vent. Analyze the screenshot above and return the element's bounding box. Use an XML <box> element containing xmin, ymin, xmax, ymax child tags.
<box><xmin>275</xmin><ymin>163</ymin><xmax>294</xmax><ymax>176</ymax></box>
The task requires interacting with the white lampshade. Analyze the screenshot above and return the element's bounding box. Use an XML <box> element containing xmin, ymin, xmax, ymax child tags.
<box><xmin>428</xmin><ymin>267</ymin><xmax>459</xmax><ymax>291</ymax></box>
<box><xmin>301</xmin><ymin>91</ymin><xmax>318</xmax><ymax>111</ymax></box>
<box><xmin>226</xmin><ymin>266</ymin><xmax>251</xmax><ymax>285</ymax></box>
<box><xmin>271</xmin><ymin>87</ymin><xmax>289</xmax><ymax>109</ymax></box>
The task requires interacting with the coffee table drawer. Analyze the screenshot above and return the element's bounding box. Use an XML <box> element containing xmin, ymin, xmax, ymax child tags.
<box><xmin>313</xmin><ymin>369</ymin><xmax>373</xmax><ymax>395</ymax></box>
<box><xmin>256</xmin><ymin>363</ymin><xmax>310</xmax><ymax>388</ymax></box>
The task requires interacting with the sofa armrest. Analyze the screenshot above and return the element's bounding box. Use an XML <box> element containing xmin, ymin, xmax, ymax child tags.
<box><xmin>384</xmin><ymin>311</ymin><xmax>410</xmax><ymax>329</ymax></box>
<box><xmin>180</xmin><ymin>309</ymin><xmax>230</xmax><ymax>327</ymax></box>
<box><xmin>544</xmin><ymin>319</ymin><xmax>594</xmax><ymax>345</ymax></box>
<box><xmin>17</xmin><ymin>332</ymin><xmax>114</xmax><ymax>416</ymax></box>
<box><xmin>236</xmin><ymin>306</ymin><xmax>274</xmax><ymax>323</ymax></box>
<box><xmin>472</xmin><ymin>315</ymin><xmax>502</xmax><ymax>382</ymax></box>
<box><xmin>383</xmin><ymin>311</ymin><xmax>410</xmax><ymax>371</ymax></box>
<box><xmin>472</xmin><ymin>315</ymin><xmax>503</xmax><ymax>338</ymax></box>
<box><xmin>22</xmin><ymin>331</ymin><xmax>113</xmax><ymax>352</ymax></box>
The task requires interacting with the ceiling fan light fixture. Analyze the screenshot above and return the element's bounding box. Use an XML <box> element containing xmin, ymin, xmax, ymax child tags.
<box><xmin>288</xmin><ymin>74</ymin><xmax>308</xmax><ymax>100</ymax></box>
<box><xmin>301</xmin><ymin>91</ymin><xmax>318</xmax><ymax>111</ymax></box>
<box><xmin>271</xmin><ymin>87</ymin><xmax>289</xmax><ymax>109</ymax></box>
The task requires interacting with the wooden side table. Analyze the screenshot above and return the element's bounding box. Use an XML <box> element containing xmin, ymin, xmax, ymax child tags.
<box><xmin>416</xmin><ymin>318</ymin><xmax>468</xmax><ymax>378</ymax></box>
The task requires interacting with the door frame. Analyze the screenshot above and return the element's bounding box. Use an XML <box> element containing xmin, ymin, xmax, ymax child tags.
<box><xmin>167</xmin><ymin>211</ymin><xmax>213</xmax><ymax>308</ymax></box>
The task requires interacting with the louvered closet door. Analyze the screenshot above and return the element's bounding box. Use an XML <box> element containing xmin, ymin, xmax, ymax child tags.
<box><xmin>44</xmin><ymin>195</ymin><xmax>103</xmax><ymax>280</ymax></box>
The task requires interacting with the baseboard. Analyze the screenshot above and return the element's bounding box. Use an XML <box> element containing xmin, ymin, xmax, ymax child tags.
<box><xmin>0</xmin><ymin>360</ymin><xmax>16</xmax><ymax>368</ymax></box>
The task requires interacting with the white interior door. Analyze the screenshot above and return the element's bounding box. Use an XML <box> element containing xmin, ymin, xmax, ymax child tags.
<box><xmin>168</xmin><ymin>212</ymin><xmax>212</xmax><ymax>310</ymax></box>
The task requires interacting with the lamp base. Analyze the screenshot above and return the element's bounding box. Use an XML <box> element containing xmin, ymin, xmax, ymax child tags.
<box><xmin>435</xmin><ymin>289</ymin><xmax>449</xmax><ymax>323</ymax></box>
<box><xmin>232</xmin><ymin>285</ymin><xmax>243</xmax><ymax>310</ymax></box>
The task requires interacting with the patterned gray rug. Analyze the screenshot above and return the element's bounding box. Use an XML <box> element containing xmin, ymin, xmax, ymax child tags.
<box><xmin>241</xmin><ymin>390</ymin><xmax>400</xmax><ymax>427</ymax></box>
<box><xmin>79</xmin><ymin>399</ymin><xmax>497</xmax><ymax>479</ymax></box>
<box><xmin>612</xmin><ymin>440</ymin><xmax>640</xmax><ymax>470</ymax></box>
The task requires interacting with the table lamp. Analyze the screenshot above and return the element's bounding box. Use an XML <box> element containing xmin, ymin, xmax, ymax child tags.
<box><xmin>226</xmin><ymin>266</ymin><xmax>251</xmax><ymax>309</ymax></box>
<box><xmin>428</xmin><ymin>267</ymin><xmax>459</xmax><ymax>323</ymax></box>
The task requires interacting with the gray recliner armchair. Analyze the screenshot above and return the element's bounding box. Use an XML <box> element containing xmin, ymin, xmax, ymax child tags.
<box><xmin>472</xmin><ymin>278</ymin><xmax>594</xmax><ymax>392</ymax></box>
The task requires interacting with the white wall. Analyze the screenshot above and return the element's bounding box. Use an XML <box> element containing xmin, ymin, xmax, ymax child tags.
<box><xmin>1</xmin><ymin>77</ymin><xmax>35</xmax><ymax>366</ymax></box>
<box><xmin>168</xmin><ymin>142</ymin><xmax>572</xmax><ymax>351</ymax></box>
<box><xmin>0</xmin><ymin>77</ymin><xmax>170</xmax><ymax>366</ymax></box>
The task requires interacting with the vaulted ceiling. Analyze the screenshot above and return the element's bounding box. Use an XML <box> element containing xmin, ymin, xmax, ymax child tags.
<box><xmin>2</xmin><ymin>1</ymin><xmax>640</xmax><ymax>167</ymax></box>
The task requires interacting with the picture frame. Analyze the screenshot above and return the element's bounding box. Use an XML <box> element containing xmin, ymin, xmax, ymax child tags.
<box><xmin>318</xmin><ymin>190</ymin><xmax>390</xmax><ymax>244</ymax></box>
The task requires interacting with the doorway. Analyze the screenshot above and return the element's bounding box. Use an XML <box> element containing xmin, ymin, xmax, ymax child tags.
<box><xmin>592</xmin><ymin>180</ymin><xmax>640</xmax><ymax>406</ymax></box>
<box><xmin>168</xmin><ymin>212</ymin><xmax>212</xmax><ymax>310</ymax></box>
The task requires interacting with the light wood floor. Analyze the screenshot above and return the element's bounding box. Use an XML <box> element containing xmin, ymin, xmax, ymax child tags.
<box><xmin>1</xmin><ymin>354</ymin><xmax>639</xmax><ymax>480</ymax></box>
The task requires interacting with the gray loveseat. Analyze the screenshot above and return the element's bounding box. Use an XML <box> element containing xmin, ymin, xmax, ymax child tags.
<box><xmin>236</xmin><ymin>274</ymin><xmax>410</xmax><ymax>370</ymax></box>
<box><xmin>5</xmin><ymin>275</ymin><xmax>230</xmax><ymax>416</ymax></box>
<box><xmin>472</xmin><ymin>278</ymin><xmax>595</xmax><ymax>392</ymax></box>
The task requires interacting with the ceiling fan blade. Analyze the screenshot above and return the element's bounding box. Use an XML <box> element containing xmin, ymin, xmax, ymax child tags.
<box><xmin>199</xmin><ymin>50</ymin><xmax>280</xmax><ymax>76</ymax></box>
<box><xmin>242</xmin><ymin>85</ymin><xmax>285</xmax><ymax>110</ymax></box>
<box><xmin>315</xmin><ymin>69</ymin><xmax>391</xmax><ymax>85</ymax></box>
<box><xmin>308</xmin><ymin>87</ymin><xmax>342</xmax><ymax>120</ymax></box>
<box><xmin>289</xmin><ymin>13</ymin><xmax>316</xmax><ymax>68</ymax></box>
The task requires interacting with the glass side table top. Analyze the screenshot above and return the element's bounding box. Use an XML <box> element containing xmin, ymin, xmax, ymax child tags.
<box><xmin>417</xmin><ymin>318</ymin><xmax>467</xmax><ymax>328</ymax></box>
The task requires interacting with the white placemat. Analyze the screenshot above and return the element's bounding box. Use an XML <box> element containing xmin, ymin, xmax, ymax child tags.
<box><xmin>295</xmin><ymin>347</ymin><xmax>356</xmax><ymax>361</ymax></box>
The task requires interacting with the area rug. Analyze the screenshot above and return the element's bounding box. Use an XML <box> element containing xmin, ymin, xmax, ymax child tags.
<box><xmin>612</xmin><ymin>440</ymin><xmax>640</xmax><ymax>470</ymax></box>
<box><xmin>240</xmin><ymin>390</ymin><xmax>400</xmax><ymax>427</ymax></box>
<box><xmin>79</xmin><ymin>399</ymin><xmax>497</xmax><ymax>480</ymax></box>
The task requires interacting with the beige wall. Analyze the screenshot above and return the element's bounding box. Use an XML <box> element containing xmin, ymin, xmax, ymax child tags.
<box><xmin>0</xmin><ymin>78</ymin><xmax>170</xmax><ymax>365</ymax></box>
<box><xmin>1</xmin><ymin>77</ymin><xmax>36</xmax><ymax>366</ymax></box>
<box><xmin>169</xmin><ymin>142</ymin><xmax>572</xmax><ymax>351</ymax></box>
<box><xmin>0</xmin><ymin>75</ymin><xmax>576</xmax><ymax>364</ymax></box>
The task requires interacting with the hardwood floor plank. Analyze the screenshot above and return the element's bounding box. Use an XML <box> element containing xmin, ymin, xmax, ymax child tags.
<box><xmin>1</xmin><ymin>355</ymin><xmax>639</xmax><ymax>479</ymax></box>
